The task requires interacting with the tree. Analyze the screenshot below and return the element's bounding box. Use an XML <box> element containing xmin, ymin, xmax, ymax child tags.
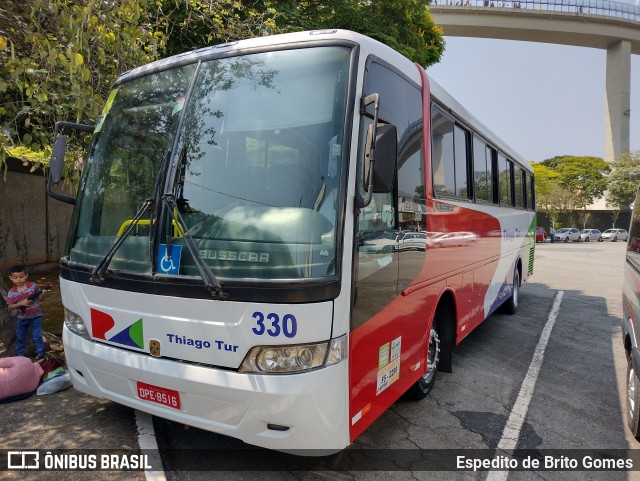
<box><xmin>0</xmin><ymin>0</ymin><xmax>166</xmax><ymax>177</ymax></box>
<box><xmin>155</xmin><ymin>1</ymin><xmax>445</xmax><ymax>67</ymax></box>
<box><xmin>532</xmin><ymin>162</ymin><xmax>565</xmax><ymax>227</ymax></box>
<box><xmin>606</xmin><ymin>150</ymin><xmax>640</xmax><ymax>212</ymax></box>
<box><xmin>155</xmin><ymin>1</ymin><xmax>279</xmax><ymax>57</ymax></box>
<box><xmin>265</xmin><ymin>0</ymin><xmax>444</xmax><ymax>67</ymax></box>
<box><xmin>540</xmin><ymin>155</ymin><xmax>610</xmax><ymax>210</ymax></box>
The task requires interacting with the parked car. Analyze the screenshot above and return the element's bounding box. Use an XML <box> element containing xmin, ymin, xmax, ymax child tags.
<box><xmin>535</xmin><ymin>227</ymin><xmax>547</xmax><ymax>243</ymax></box>
<box><xmin>430</xmin><ymin>231</ymin><xmax>478</xmax><ymax>248</ymax></box>
<box><xmin>579</xmin><ymin>228</ymin><xmax>602</xmax><ymax>242</ymax></box>
<box><xmin>554</xmin><ymin>227</ymin><xmax>580</xmax><ymax>242</ymax></box>
<box><xmin>359</xmin><ymin>230</ymin><xmax>398</xmax><ymax>254</ymax></box>
<box><xmin>396</xmin><ymin>231</ymin><xmax>428</xmax><ymax>251</ymax></box>
<box><xmin>360</xmin><ymin>230</ymin><xmax>429</xmax><ymax>253</ymax></box>
<box><xmin>601</xmin><ymin>228</ymin><xmax>629</xmax><ymax>242</ymax></box>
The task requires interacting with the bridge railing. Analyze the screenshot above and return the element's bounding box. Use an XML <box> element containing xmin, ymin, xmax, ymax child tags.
<box><xmin>431</xmin><ymin>0</ymin><xmax>640</xmax><ymax>22</ymax></box>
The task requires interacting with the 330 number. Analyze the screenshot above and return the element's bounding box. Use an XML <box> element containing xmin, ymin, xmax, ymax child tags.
<box><xmin>251</xmin><ymin>311</ymin><xmax>297</xmax><ymax>338</ymax></box>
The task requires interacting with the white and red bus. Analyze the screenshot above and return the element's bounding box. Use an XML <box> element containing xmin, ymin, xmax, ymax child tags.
<box><xmin>47</xmin><ymin>30</ymin><xmax>535</xmax><ymax>452</ymax></box>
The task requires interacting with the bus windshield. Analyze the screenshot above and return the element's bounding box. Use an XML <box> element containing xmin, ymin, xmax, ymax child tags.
<box><xmin>66</xmin><ymin>46</ymin><xmax>352</xmax><ymax>281</ymax></box>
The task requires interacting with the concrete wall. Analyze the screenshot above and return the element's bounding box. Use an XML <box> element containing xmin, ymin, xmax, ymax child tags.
<box><xmin>0</xmin><ymin>157</ymin><xmax>75</xmax><ymax>272</ymax></box>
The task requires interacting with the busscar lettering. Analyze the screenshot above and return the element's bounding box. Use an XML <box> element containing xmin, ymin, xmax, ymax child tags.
<box><xmin>199</xmin><ymin>249</ymin><xmax>269</xmax><ymax>263</ymax></box>
<box><xmin>166</xmin><ymin>333</ymin><xmax>238</xmax><ymax>352</ymax></box>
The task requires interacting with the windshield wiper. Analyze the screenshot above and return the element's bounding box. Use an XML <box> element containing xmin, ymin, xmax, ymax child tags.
<box><xmin>149</xmin><ymin>149</ymin><xmax>173</xmax><ymax>273</ymax></box>
<box><xmin>91</xmin><ymin>147</ymin><xmax>172</xmax><ymax>284</ymax></box>
<box><xmin>162</xmin><ymin>193</ymin><xmax>228</xmax><ymax>300</ymax></box>
<box><xmin>91</xmin><ymin>198</ymin><xmax>154</xmax><ymax>284</ymax></box>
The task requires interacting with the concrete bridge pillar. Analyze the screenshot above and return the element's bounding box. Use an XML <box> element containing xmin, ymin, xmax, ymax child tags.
<box><xmin>605</xmin><ymin>40</ymin><xmax>631</xmax><ymax>163</ymax></box>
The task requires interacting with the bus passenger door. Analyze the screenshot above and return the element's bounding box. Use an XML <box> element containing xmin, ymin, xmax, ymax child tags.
<box><xmin>352</xmin><ymin>193</ymin><xmax>399</xmax><ymax>328</ymax></box>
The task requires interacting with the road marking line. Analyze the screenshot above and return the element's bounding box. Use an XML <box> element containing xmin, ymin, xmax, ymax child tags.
<box><xmin>486</xmin><ymin>290</ymin><xmax>564</xmax><ymax>481</ymax></box>
<box><xmin>135</xmin><ymin>410</ymin><xmax>167</xmax><ymax>481</ymax></box>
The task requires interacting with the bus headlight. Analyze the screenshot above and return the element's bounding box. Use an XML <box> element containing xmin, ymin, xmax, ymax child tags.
<box><xmin>64</xmin><ymin>308</ymin><xmax>90</xmax><ymax>340</ymax></box>
<box><xmin>239</xmin><ymin>335</ymin><xmax>347</xmax><ymax>374</ymax></box>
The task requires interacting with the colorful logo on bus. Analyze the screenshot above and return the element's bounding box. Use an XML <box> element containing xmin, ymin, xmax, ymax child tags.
<box><xmin>90</xmin><ymin>308</ymin><xmax>144</xmax><ymax>349</ymax></box>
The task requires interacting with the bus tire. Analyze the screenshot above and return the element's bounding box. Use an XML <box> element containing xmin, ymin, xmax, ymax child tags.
<box><xmin>502</xmin><ymin>269</ymin><xmax>520</xmax><ymax>315</ymax></box>
<box><xmin>627</xmin><ymin>358</ymin><xmax>640</xmax><ymax>439</ymax></box>
<box><xmin>408</xmin><ymin>322</ymin><xmax>440</xmax><ymax>400</ymax></box>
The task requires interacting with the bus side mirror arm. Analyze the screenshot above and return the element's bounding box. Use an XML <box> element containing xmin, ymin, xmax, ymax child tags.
<box><xmin>360</xmin><ymin>94</ymin><xmax>380</xmax><ymax>209</ymax></box>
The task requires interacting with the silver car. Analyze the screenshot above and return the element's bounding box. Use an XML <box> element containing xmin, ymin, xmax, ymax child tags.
<box><xmin>579</xmin><ymin>228</ymin><xmax>601</xmax><ymax>242</ymax></box>
<box><xmin>554</xmin><ymin>227</ymin><xmax>580</xmax><ymax>242</ymax></box>
<box><xmin>601</xmin><ymin>228</ymin><xmax>629</xmax><ymax>242</ymax></box>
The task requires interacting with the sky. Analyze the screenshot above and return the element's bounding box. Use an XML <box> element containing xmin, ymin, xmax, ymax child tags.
<box><xmin>427</xmin><ymin>36</ymin><xmax>639</xmax><ymax>164</ymax></box>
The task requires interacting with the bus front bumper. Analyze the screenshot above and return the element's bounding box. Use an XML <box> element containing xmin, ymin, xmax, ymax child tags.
<box><xmin>63</xmin><ymin>326</ymin><xmax>350</xmax><ymax>452</ymax></box>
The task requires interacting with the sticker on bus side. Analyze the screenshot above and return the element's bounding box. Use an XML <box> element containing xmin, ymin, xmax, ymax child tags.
<box><xmin>376</xmin><ymin>337</ymin><xmax>401</xmax><ymax>395</ymax></box>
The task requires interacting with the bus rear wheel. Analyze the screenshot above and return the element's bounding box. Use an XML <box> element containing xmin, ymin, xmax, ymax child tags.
<box><xmin>408</xmin><ymin>323</ymin><xmax>440</xmax><ymax>400</ymax></box>
<box><xmin>502</xmin><ymin>269</ymin><xmax>520</xmax><ymax>315</ymax></box>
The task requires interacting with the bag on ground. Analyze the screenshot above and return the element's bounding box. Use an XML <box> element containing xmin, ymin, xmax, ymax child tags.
<box><xmin>36</xmin><ymin>369</ymin><xmax>72</xmax><ymax>395</ymax></box>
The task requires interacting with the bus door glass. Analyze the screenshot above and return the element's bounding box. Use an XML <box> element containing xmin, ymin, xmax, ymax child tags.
<box><xmin>353</xmin><ymin>60</ymin><xmax>424</xmax><ymax>328</ymax></box>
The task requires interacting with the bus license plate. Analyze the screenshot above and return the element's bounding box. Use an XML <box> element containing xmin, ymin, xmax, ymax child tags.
<box><xmin>136</xmin><ymin>381</ymin><xmax>181</xmax><ymax>410</ymax></box>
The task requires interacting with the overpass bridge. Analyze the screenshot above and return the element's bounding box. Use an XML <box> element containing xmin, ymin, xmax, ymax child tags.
<box><xmin>430</xmin><ymin>0</ymin><xmax>640</xmax><ymax>161</ymax></box>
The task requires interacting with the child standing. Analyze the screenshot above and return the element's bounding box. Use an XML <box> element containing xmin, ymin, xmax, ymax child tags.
<box><xmin>6</xmin><ymin>265</ymin><xmax>48</xmax><ymax>360</ymax></box>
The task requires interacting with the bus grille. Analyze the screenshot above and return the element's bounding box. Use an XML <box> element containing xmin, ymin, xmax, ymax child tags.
<box><xmin>528</xmin><ymin>246</ymin><xmax>535</xmax><ymax>275</ymax></box>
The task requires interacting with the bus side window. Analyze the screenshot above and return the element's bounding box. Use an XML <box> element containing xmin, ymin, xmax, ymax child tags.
<box><xmin>526</xmin><ymin>173</ymin><xmax>535</xmax><ymax>210</ymax></box>
<box><xmin>514</xmin><ymin>166</ymin><xmax>525</xmax><ymax>209</ymax></box>
<box><xmin>498</xmin><ymin>153</ymin><xmax>512</xmax><ymax>206</ymax></box>
<box><xmin>473</xmin><ymin>136</ymin><xmax>489</xmax><ymax>202</ymax></box>
<box><xmin>431</xmin><ymin>109</ymin><xmax>455</xmax><ymax>197</ymax></box>
<box><xmin>453</xmin><ymin>125</ymin><xmax>469</xmax><ymax>198</ymax></box>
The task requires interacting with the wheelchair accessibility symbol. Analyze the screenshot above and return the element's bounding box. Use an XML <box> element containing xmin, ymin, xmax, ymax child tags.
<box><xmin>157</xmin><ymin>244</ymin><xmax>182</xmax><ymax>274</ymax></box>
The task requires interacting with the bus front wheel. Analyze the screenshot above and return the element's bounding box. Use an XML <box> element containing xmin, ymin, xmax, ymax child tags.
<box><xmin>408</xmin><ymin>322</ymin><xmax>440</xmax><ymax>400</ymax></box>
<box><xmin>627</xmin><ymin>358</ymin><xmax>640</xmax><ymax>439</ymax></box>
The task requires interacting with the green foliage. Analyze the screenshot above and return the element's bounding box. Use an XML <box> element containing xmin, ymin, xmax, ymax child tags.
<box><xmin>606</xmin><ymin>150</ymin><xmax>640</xmax><ymax>210</ymax></box>
<box><xmin>157</xmin><ymin>1</ymin><xmax>279</xmax><ymax>57</ymax></box>
<box><xmin>540</xmin><ymin>155</ymin><xmax>610</xmax><ymax>210</ymax></box>
<box><xmin>157</xmin><ymin>1</ymin><xmax>444</xmax><ymax>66</ymax></box>
<box><xmin>532</xmin><ymin>161</ymin><xmax>569</xmax><ymax>225</ymax></box>
<box><xmin>265</xmin><ymin>0</ymin><xmax>444</xmax><ymax>67</ymax></box>
<box><xmin>5</xmin><ymin>145</ymin><xmax>51</xmax><ymax>173</ymax></box>
<box><xmin>0</xmin><ymin>0</ymin><xmax>165</xmax><ymax>176</ymax></box>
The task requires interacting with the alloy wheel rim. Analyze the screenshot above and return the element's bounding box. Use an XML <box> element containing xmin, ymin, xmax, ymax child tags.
<box><xmin>423</xmin><ymin>327</ymin><xmax>440</xmax><ymax>384</ymax></box>
<box><xmin>629</xmin><ymin>366</ymin><xmax>637</xmax><ymax>422</ymax></box>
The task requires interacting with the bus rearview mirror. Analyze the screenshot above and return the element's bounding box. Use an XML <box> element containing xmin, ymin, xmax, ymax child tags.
<box><xmin>371</xmin><ymin>124</ymin><xmax>397</xmax><ymax>193</ymax></box>
<box><xmin>50</xmin><ymin>134</ymin><xmax>67</xmax><ymax>184</ymax></box>
<box><xmin>364</xmin><ymin>124</ymin><xmax>398</xmax><ymax>191</ymax></box>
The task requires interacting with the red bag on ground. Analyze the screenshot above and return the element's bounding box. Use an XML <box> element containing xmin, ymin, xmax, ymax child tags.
<box><xmin>37</xmin><ymin>356</ymin><xmax>64</xmax><ymax>380</ymax></box>
<box><xmin>0</xmin><ymin>357</ymin><xmax>44</xmax><ymax>401</ymax></box>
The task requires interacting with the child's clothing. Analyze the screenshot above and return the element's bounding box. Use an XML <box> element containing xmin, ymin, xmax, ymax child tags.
<box><xmin>7</xmin><ymin>282</ymin><xmax>45</xmax><ymax>357</ymax></box>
